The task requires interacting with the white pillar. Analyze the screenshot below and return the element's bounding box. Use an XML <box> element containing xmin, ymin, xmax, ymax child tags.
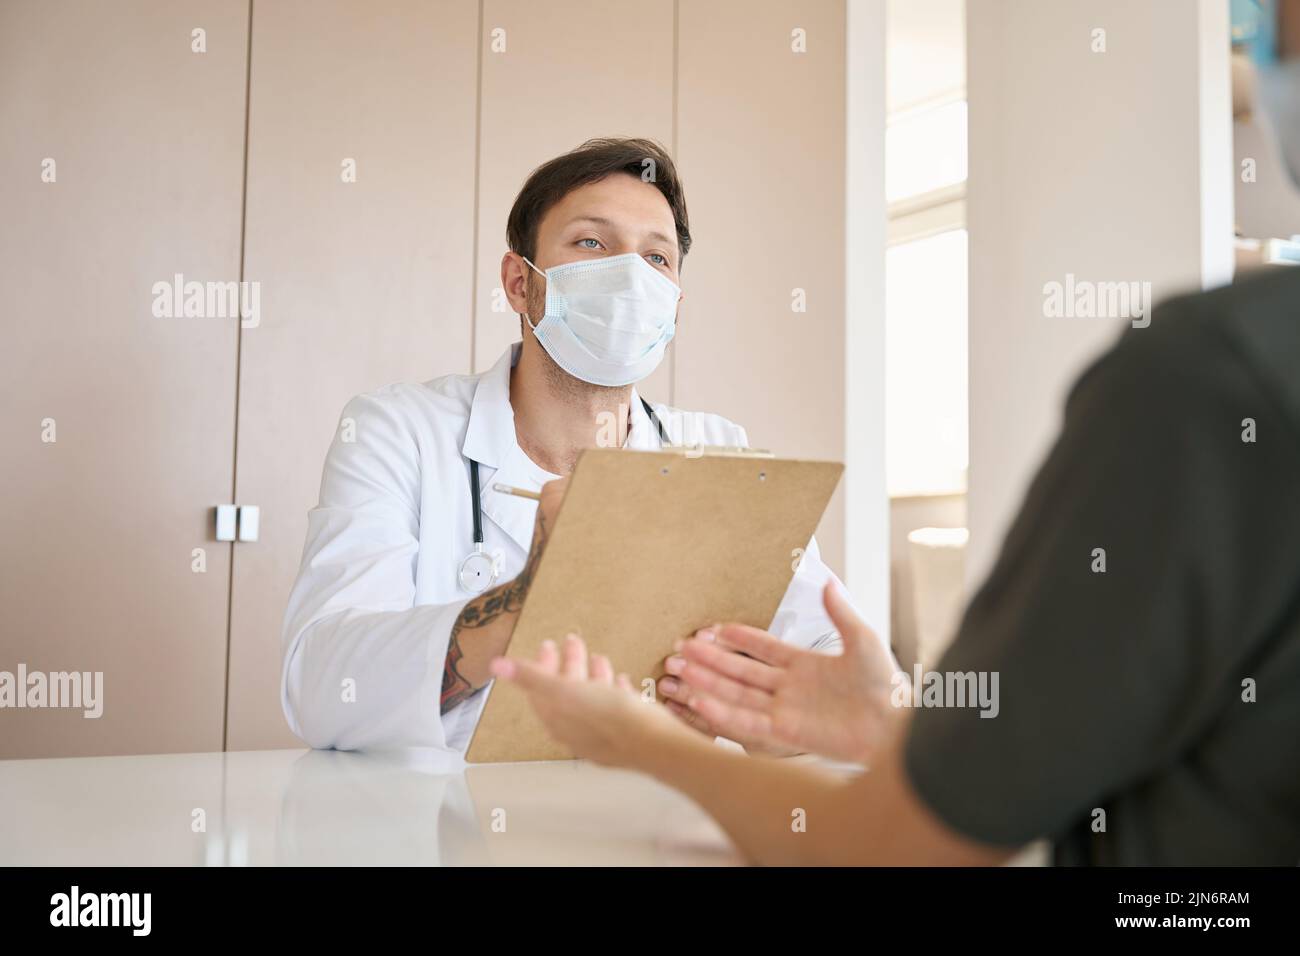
<box><xmin>845</xmin><ymin>0</ymin><xmax>890</xmax><ymax>638</ymax></box>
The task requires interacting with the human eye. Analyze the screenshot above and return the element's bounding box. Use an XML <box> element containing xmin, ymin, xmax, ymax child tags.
<box><xmin>577</xmin><ymin>237</ymin><xmax>603</xmax><ymax>250</ymax></box>
<box><xmin>646</xmin><ymin>252</ymin><xmax>668</xmax><ymax>267</ymax></box>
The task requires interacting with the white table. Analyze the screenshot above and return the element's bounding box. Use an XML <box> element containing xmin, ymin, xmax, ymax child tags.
<box><xmin>0</xmin><ymin>748</ymin><xmax>742</xmax><ymax>866</ymax></box>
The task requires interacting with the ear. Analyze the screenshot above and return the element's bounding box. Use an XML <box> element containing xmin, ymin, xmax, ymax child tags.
<box><xmin>500</xmin><ymin>252</ymin><xmax>532</xmax><ymax>316</ymax></box>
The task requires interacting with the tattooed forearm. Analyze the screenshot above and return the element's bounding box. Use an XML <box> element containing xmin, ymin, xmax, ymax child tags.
<box><xmin>441</xmin><ymin>636</ymin><xmax>472</xmax><ymax>711</ymax></box>
<box><xmin>439</xmin><ymin>514</ymin><xmax>550</xmax><ymax>713</ymax></box>
<box><xmin>439</xmin><ymin>578</ymin><xmax>527</xmax><ymax>712</ymax></box>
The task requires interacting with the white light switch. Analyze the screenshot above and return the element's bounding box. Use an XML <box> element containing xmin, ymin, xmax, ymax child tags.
<box><xmin>238</xmin><ymin>505</ymin><xmax>260</xmax><ymax>542</ymax></box>
<box><xmin>215</xmin><ymin>505</ymin><xmax>237</xmax><ymax>542</ymax></box>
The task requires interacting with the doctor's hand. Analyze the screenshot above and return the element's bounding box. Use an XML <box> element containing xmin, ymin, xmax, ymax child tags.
<box><xmin>671</xmin><ymin>581</ymin><xmax>899</xmax><ymax>765</ymax></box>
<box><xmin>490</xmin><ymin>634</ymin><xmax>691</xmax><ymax>768</ymax></box>
<box><xmin>526</xmin><ymin>476</ymin><xmax>569</xmax><ymax>564</ymax></box>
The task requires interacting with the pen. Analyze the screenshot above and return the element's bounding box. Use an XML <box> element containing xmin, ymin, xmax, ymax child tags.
<box><xmin>492</xmin><ymin>483</ymin><xmax>541</xmax><ymax>501</ymax></box>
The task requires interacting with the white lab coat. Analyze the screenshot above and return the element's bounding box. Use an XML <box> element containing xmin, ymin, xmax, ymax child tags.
<box><xmin>282</xmin><ymin>343</ymin><xmax>856</xmax><ymax>752</ymax></box>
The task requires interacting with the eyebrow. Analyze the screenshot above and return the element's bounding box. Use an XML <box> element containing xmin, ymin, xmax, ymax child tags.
<box><xmin>566</xmin><ymin>215</ymin><xmax>676</xmax><ymax>250</ymax></box>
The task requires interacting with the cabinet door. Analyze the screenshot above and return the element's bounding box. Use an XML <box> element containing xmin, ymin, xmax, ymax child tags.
<box><xmin>224</xmin><ymin>0</ymin><xmax>479</xmax><ymax>750</ymax></box>
<box><xmin>675</xmin><ymin>0</ymin><xmax>848</xmax><ymax>572</ymax></box>
<box><xmin>0</xmin><ymin>0</ymin><xmax>248</xmax><ymax>757</ymax></box>
<box><xmin>475</xmin><ymin>0</ymin><xmax>676</xmax><ymax>401</ymax></box>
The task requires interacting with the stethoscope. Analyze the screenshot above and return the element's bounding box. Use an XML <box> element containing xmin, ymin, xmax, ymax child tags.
<box><xmin>458</xmin><ymin>397</ymin><xmax>670</xmax><ymax>594</ymax></box>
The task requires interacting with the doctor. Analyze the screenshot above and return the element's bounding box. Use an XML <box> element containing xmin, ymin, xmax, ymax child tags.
<box><xmin>282</xmin><ymin>137</ymin><xmax>883</xmax><ymax>753</ymax></box>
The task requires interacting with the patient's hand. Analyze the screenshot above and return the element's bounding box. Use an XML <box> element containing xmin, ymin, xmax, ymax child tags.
<box><xmin>675</xmin><ymin>581</ymin><xmax>899</xmax><ymax>765</ymax></box>
<box><xmin>658</xmin><ymin>649</ymin><xmax>803</xmax><ymax>757</ymax></box>
<box><xmin>490</xmin><ymin>634</ymin><xmax>688</xmax><ymax>767</ymax></box>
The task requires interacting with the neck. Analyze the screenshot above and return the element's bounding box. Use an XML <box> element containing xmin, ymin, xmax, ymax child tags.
<box><xmin>510</xmin><ymin>340</ymin><xmax>633</xmax><ymax>475</ymax></box>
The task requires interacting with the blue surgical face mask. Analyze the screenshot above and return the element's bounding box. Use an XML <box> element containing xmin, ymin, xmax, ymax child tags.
<box><xmin>522</xmin><ymin>253</ymin><xmax>681</xmax><ymax>387</ymax></box>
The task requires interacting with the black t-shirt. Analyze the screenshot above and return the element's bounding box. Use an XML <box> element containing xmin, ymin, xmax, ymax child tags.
<box><xmin>904</xmin><ymin>269</ymin><xmax>1300</xmax><ymax>865</ymax></box>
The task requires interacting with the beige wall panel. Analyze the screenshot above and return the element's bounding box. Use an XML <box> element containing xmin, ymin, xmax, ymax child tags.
<box><xmin>226</xmin><ymin>0</ymin><xmax>479</xmax><ymax>749</ymax></box>
<box><xmin>675</xmin><ymin>0</ymin><xmax>848</xmax><ymax>573</ymax></box>
<box><xmin>965</xmin><ymin>0</ymin><xmax>1232</xmax><ymax>587</ymax></box>
<box><xmin>0</xmin><ymin>1</ymin><xmax>247</xmax><ymax>757</ymax></box>
<box><xmin>474</xmin><ymin>0</ymin><xmax>676</xmax><ymax>407</ymax></box>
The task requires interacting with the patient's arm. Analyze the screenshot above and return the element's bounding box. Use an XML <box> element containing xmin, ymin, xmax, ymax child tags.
<box><xmin>634</xmin><ymin>711</ymin><xmax>1014</xmax><ymax>866</ymax></box>
<box><xmin>493</xmin><ymin>633</ymin><xmax>1015</xmax><ymax>866</ymax></box>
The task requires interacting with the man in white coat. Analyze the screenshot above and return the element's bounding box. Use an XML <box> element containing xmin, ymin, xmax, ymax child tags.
<box><xmin>282</xmin><ymin>137</ymin><xmax>881</xmax><ymax>753</ymax></box>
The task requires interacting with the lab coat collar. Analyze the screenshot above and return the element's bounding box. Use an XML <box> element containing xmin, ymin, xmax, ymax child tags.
<box><xmin>461</xmin><ymin>343</ymin><xmax>520</xmax><ymax>470</ymax></box>
<box><xmin>463</xmin><ymin>342</ymin><xmax>665</xmax><ymax>554</ymax></box>
<box><xmin>625</xmin><ymin>386</ymin><xmax>665</xmax><ymax>450</ymax></box>
<box><xmin>463</xmin><ymin>344</ymin><xmax>534</xmax><ymax>555</ymax></box>
<box><xmin>462</xmin><ymin>342</ymin><xmax>665</xmax><ymax>465</ymax></box>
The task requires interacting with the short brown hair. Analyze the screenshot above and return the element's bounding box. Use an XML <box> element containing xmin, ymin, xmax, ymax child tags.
<box><xmin>506</xmin><ymin>137</ymin><xmax>691</xmax><ymax>264</ymax></box>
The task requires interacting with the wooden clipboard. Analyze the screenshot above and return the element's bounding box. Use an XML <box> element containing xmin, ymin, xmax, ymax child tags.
<box><xmin>465</xmin><ymin>446</ymin><xmax>844</xmax><ymax>764</ymax></box>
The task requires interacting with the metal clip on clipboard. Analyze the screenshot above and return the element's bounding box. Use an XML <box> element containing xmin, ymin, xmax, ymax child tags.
<box><xmin>657</xmin><ymin>444</ymin><xmax>776</xmax><ymax>459</ymax></box>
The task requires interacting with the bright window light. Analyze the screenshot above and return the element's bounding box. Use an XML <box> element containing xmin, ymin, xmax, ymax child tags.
<box><xmin>885</xmin><ymin>228</ymin><xmax>969</xmax><ymax>497</ymax></box>
<box><xmin>886</xmin><ymin>100</ymin><xmax>968</xmax><ymax>202</ymax></box>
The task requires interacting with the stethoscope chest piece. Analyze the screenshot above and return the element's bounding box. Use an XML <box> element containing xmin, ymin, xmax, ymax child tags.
<box><xmin>458</xmin><ymin>543</ymin><xmax>500</xmax><ymax>594</ymax></box>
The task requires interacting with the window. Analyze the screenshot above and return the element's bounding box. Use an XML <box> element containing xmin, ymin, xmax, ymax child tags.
<box><xmin>886</xmin><ymin>99</ymin><xmax>967</xmax><ymax>203</ymax></box>
<box><xmin>886</xmin><ymin>229</ymin><xmax>968</xmax><ymax>496</ymax></box>
<box><xmin>885</xmin><ymin>0</ymin><xmax>968</xmax><ymax>497</ymax></box>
